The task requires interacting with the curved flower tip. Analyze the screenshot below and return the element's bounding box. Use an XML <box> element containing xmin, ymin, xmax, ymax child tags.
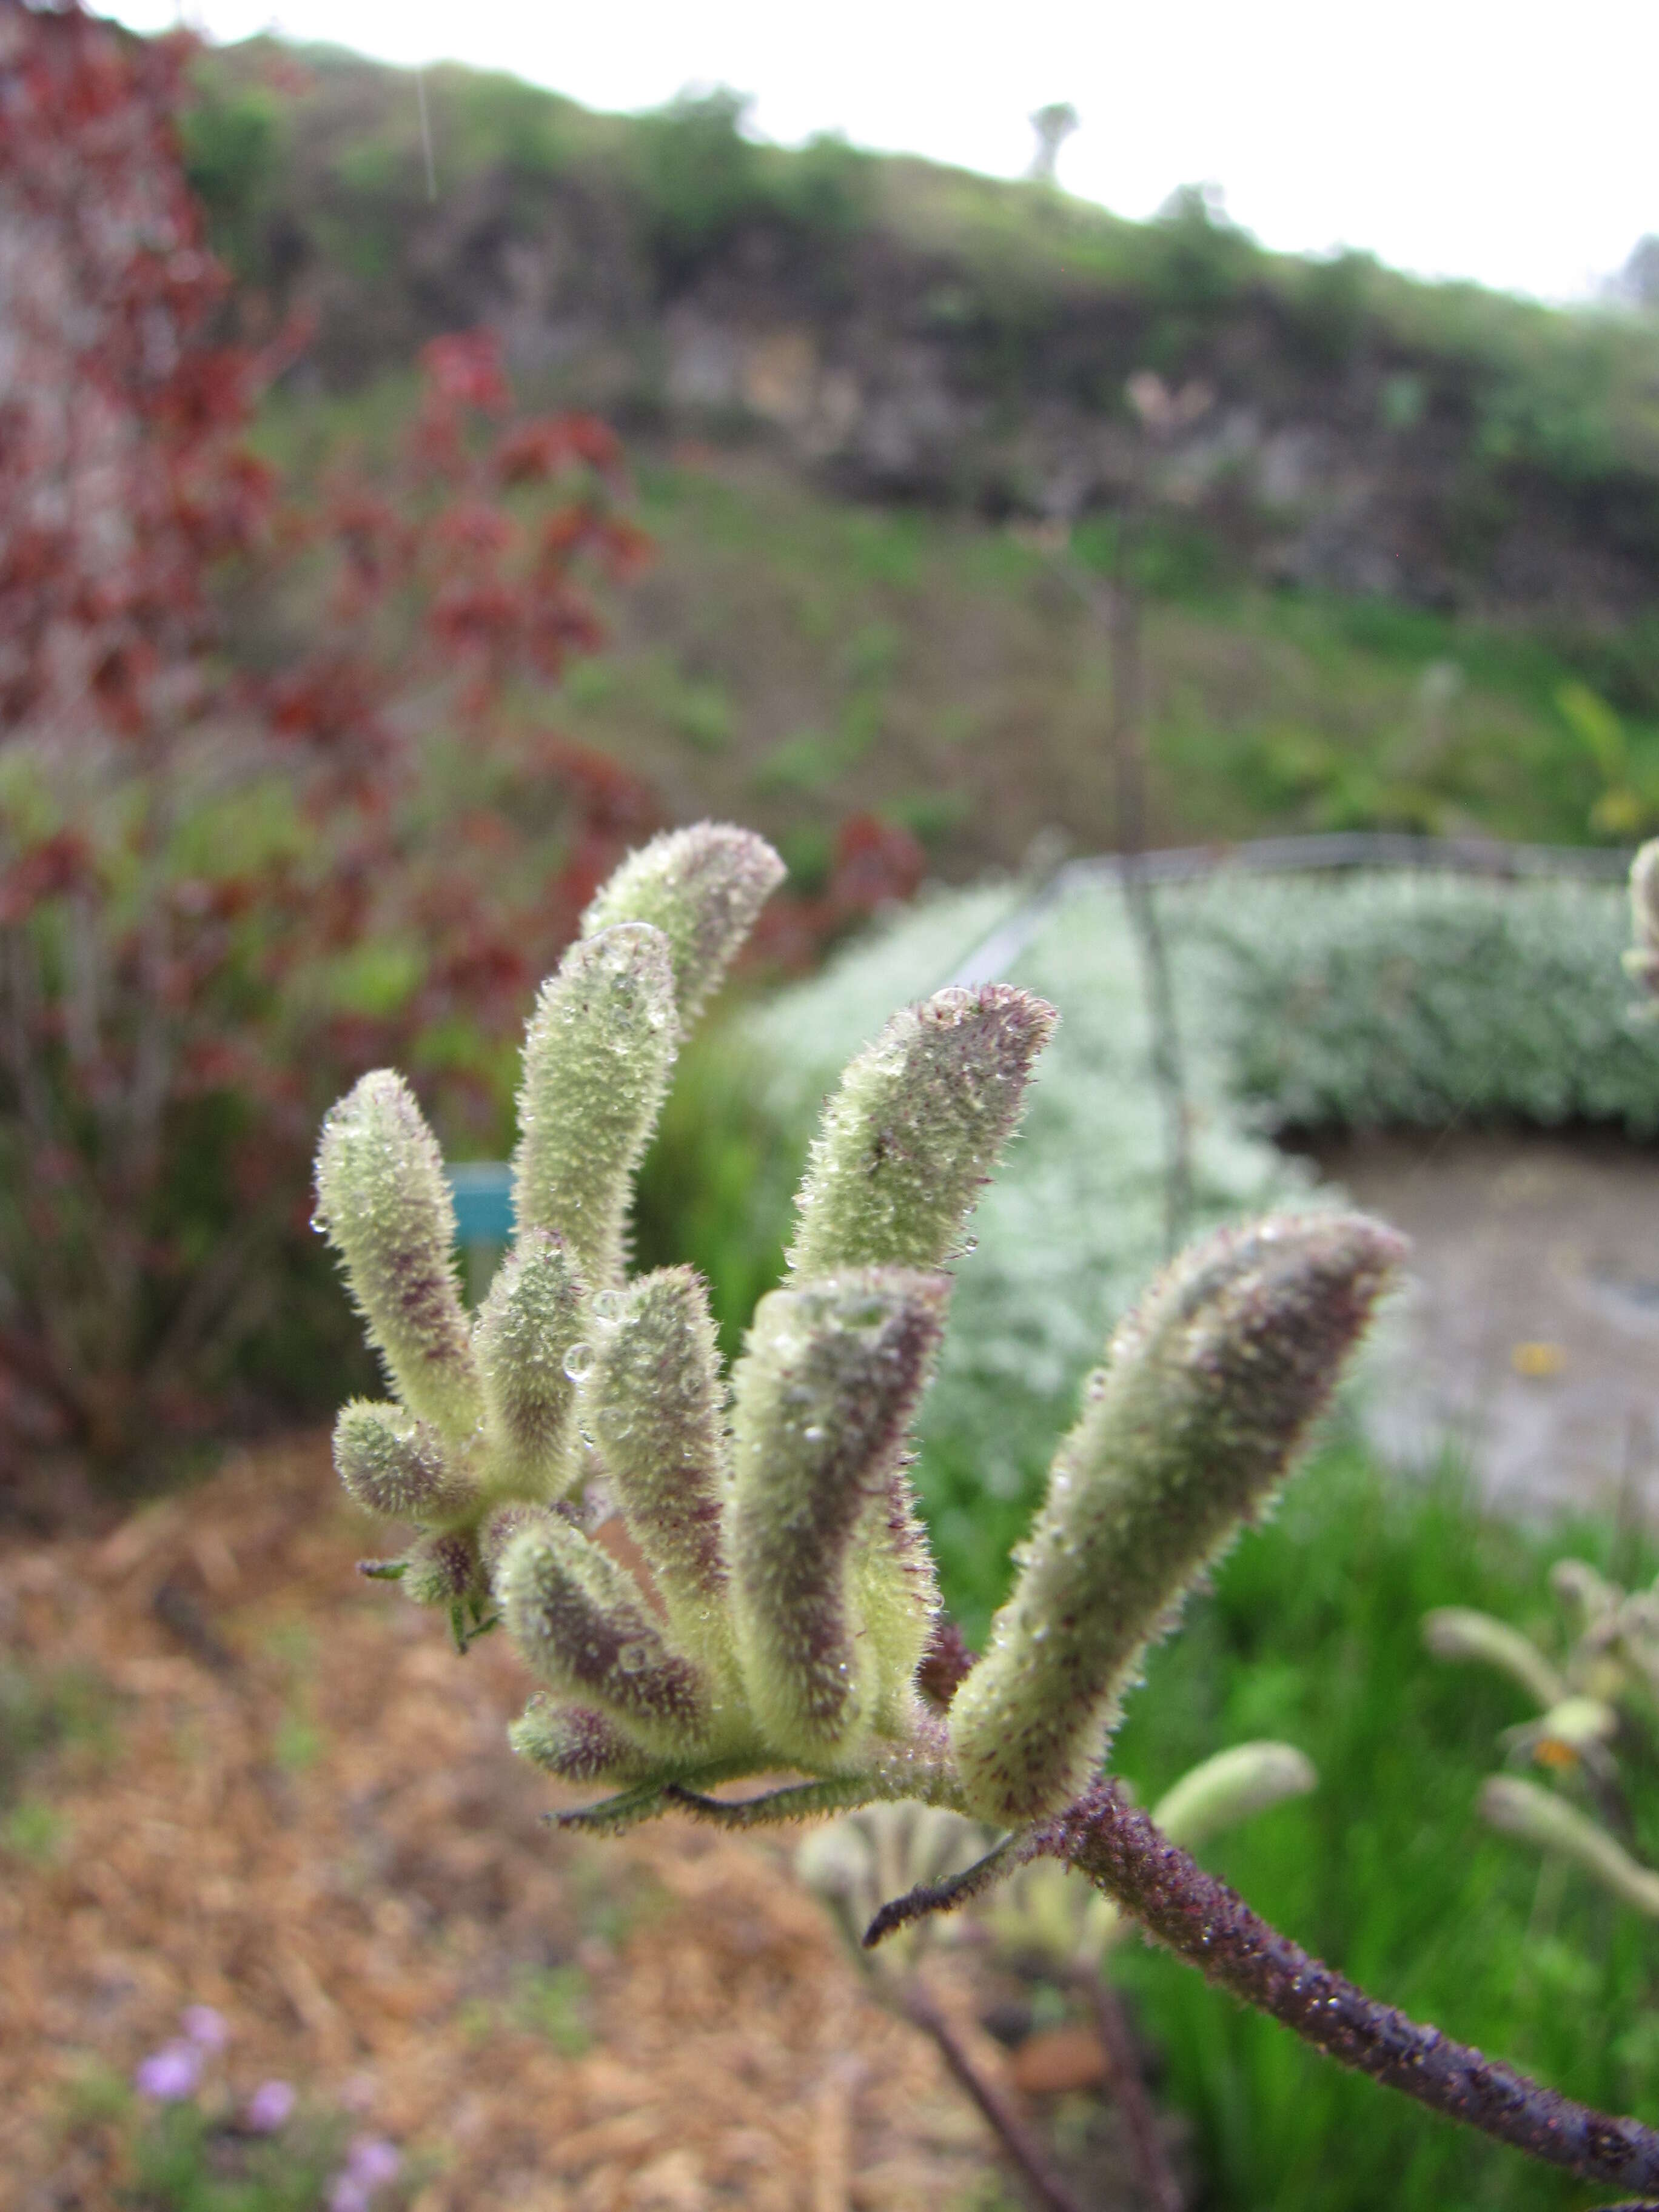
<box><xmin>788</xmin><ymin>982</ymin><xmax>1059</xmax><ymax>1278</ymax></box>
<box><xmin>581</xmin><ymin>822</ymin><xmax>785</xmax><ymax>1030</ymax></box>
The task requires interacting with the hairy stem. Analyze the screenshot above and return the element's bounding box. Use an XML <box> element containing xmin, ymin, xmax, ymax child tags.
<box><xmin>1034</xmin><ymin>1783</ymin><xmax>1659</xmax><ymax>2191</ymax></box>
<box><xmin>897</xmin><ymin>1977</ymin><xmax>1087</xmax><ymax>2212</ymax></box>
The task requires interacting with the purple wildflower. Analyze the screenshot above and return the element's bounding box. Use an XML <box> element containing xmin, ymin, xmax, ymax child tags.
<box><xmin>133</xmin><ymin>2040</ymin><xmax>201</xmax><ymax>2102</ymax></box>
<box><xmin>328</xmin><ymin>2133</ymin><xmax>401</xmax><ymax>2210</ymax></box>
<box><xmin>181</xmin><ymin>2004</ymin><xmax>229</xmax><ymax>2051</ymax></box>
<box><xmin>244</xmin><ymin>2079</ymin><xmax>297</xmax><ymax>2133</ymax></box>
<box><xmin>346</xmin><ymin>2136</ymin><xmax>401</xmax><ymax>2187</ymax></box>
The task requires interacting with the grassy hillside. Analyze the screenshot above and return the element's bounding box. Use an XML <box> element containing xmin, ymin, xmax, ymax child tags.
<box><xmin>187</xmin><ymin>39</ymin><xmax>1659</xmax><ymax>634</ymax></box>
<box><xmin>193</xmin><ymin>30</ymin><xmax>1659</xmax><ymax>879</ymax></box>
<box><xmin>257</xmin><ymin>378</ymin><xmax>1659</xmax><ymax>881</ymax></box>
<box><xmin>187</xmin><ymin>41</ymin><xmax>1659</xmax><ymax>477</ymax></box>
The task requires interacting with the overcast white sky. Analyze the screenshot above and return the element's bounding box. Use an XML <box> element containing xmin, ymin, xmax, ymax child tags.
<box><xmin>110</xmin><ymin>0</ymin><xmax>1658</xmax><ymax>304</ymax></box>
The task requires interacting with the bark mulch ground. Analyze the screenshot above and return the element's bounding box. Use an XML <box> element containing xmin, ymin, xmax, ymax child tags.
<box><xmin>0</xmin><ymin>1434</ymin><xmax>1128</xmax><ymax>2212</ymax></box>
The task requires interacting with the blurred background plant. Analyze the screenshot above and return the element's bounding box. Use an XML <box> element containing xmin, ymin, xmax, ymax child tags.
<box><xmin>1426</xmin><ymin>1557</ymin><xmax>1659</xmax><ymax>1922</ymax></box>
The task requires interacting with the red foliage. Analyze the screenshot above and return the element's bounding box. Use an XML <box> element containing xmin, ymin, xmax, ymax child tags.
<box><xmin>0</xmin><ymin>0</ymin><xmax>660</xmax><ymax>1472</ymax></box>
<box><xmin>0</xmin><ymin>2</ymin><xmax>925</xmax><ymax>1479</ymax></box>
<box><xmin>752</xmin><ymin>813</ymin><xmax>928</xmax><ymax>973</ymax></box>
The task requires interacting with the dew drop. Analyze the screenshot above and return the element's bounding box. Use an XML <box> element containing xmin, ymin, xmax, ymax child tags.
<box><xmin>590</xmin><ymin>1290</ymin><xmax>623</xmax><ymax>1326</ymax></box>
<box><xmin>563</xmin><ymin>1341</ymin><xmax>595</xmax><ymax>1382</ymax></box>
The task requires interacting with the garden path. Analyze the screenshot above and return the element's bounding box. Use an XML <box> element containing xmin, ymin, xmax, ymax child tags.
<box><xmin>1313</xmin><ymin>1131</ymin><xmax>1659</xmax><ymax>1523</ymax></box>
<box><xmin>1</xmin><ymin>1439</ymin><xmax>1152</xmax><ymax>2211</ymax></box>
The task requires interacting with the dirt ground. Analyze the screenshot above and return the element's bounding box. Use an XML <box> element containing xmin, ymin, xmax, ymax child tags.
<box><xmin>0</xmin><ymin>1437</ymin><xmax>1151</xmax><ymax>2212</ymax></box>
<box><xmin>1313</xmin><ymin>1130</ymin><xmax>1659</xmax><ymax>1521</ymax></box>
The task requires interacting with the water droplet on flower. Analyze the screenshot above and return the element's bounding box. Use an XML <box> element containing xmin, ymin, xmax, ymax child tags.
<box><xmin>563</xmin><ymin>1341</ymin><xmax>595</xmax><ymax>1382</ymax></box>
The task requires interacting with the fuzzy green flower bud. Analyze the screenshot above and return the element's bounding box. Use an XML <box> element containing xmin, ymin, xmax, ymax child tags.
<box><xmin>583</xmin><ymin>1269</ymin><xmax>730</xmax><ymax>1646</ymax></box>
<box><xmin>788</xmin><ymin>984</ymin><xmax>1058</xmax><ymax>1279</ymax></box>
<box><xmin>313</xmin><ymin>1071</ymin><xmax>481</xmax><ymax>1437</ymax></box>
<box><xmin>512</xmin><ymin>925</ymin><xmax>678</xmax><ymax>1290</ymax></box>
<box><xmin>1151</xmin><ymin>1740</ymin><xmax>1317</xmax><ymax>1854</ymax></box>
<box><xmin>1480</xmin><ymin>1775</ymin><xmax>1659</xmax><ymax>1918</ymax></box>
<box><xmin>850</xmin><ymin>1470</ymin><xmax>940</xmax><ymax>1737</ymax></box>
<box><xmin>498</xmin><ymin>1519</ymin><xmax>709</xmax><ymax>1755</ymax></box>
<box><xmin>1422</xmin><ymin>1606</ymin><xmax>1566</xmax><ymax>1711</ymax></box>
<box><xmin>332</xmin><ymin>1400</ymin><xmax>475</xmax><ymax>1524</ymax></box>
<box><xmin>403</xmin><ymin>1527</ymin><xmax>485</xmax><ymax>1610</ymax></box>
<box><xmin>581</xmin><ymin>823</ymin><xmax>785</xmax><ymax>1032</ymax></box>
<box><xmin>509</xmin><ymin>1696</ymin><xmax>657</xmax><ymax>1786</ymax></box>
<box><xmin>950</xmin><ymin>1213</ymin><xmax>1404</xmax><ymax>1824</ymax></box>
<box><xmin>478</xmin><ymin>1501</ymin><xmax>557</xmax><ymax>1580</ymax></box>
<box><xmin>1626</xmin><ymin>840</ymin><xmax>1659</xmax><ymax>997</ymax></box>
<box><xmin>474</xmin><ymin>1228</ymin><xmax>586</xmax><ymax>1494</ymax></box>
<box><xmin>730</xmin><ymin>1270</ymin><xmax>948</xmax><ymax>1769</ymax></box>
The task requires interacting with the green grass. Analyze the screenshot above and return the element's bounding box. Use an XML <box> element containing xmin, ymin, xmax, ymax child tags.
<box><xmin>1102</xmin><ymin>1443</ymin><xmax>1659</xmax><ymax>2212</ymax></box>
<box><xmin>127</xmin><ymin>2102</ymin><xmax>350</xmax><ymax>2212</ymax></box>
<box><xmin>621</xmin><ymin>458</ymin><xmax>1658</xmax><ymax>865</ymax></box>
<box><xmin>187</xmin><ymin>40</ymin><xmax>1659</xmax><ymax>503</ymax></box>
<box><xmin>0</xmin><ymin>1659</ymin><xmax>115</xmax><ymax>1811</ymax></box>
<box><xmin>233</xmin><ymin>427</ymin><xmax>1638</xmax><ymax>882</ymax></box>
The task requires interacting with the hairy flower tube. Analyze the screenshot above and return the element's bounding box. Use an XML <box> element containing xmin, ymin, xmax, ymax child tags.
<box><xmin>318</xmin><ymin>821</ymin><xmax>1401</xmax><ymax>1829</ymax></box>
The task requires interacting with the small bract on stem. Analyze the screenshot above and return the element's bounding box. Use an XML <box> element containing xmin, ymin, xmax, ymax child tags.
<box><xmin>314</xmin><ymin>820</ymin><xmax>1659</xmax><ymax>2200</ymax></box>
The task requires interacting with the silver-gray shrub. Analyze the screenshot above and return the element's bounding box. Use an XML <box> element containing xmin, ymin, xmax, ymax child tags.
<box><xmin>1181</xmin><ymin>868</ymin><xmax>1659</xmax><ymax>1136</ymax></box>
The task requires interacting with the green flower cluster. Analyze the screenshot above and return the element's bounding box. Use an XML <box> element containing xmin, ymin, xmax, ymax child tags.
<box><xmin>317</xmin><ymin>825</ymin><xmax>1399</xmax><ymax>1831</ymax></box>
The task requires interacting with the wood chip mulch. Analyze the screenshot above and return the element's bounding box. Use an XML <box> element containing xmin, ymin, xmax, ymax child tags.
<box><xmin>0</xmin><ymin>1435</ymin><xmax>1074</xmax><ymax>2211</ymax></box>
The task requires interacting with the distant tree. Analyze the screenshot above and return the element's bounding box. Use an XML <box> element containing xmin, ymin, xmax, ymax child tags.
<box><xmin>1610</xmin><ymin>234</ymin><xmax>1659</xmax><ymax>311</ymax></box>
<box><xmin>1027</xmin><ymin>101</ymin><xmax>1078</xmax><ymax>186</ymax></box>
<box><xmin>1156</xmin><ymin>179</ymin><xmax>1230</xmax><ymax>229</ymax></box>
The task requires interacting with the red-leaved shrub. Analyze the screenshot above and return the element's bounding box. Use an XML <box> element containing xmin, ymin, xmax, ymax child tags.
<box><xmin>0</xmin><ymin>0</ymin><xmax>656</xmax><ymax>1480</ymax></box>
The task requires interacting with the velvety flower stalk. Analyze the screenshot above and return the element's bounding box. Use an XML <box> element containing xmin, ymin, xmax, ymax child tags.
<box><xmin>473</xmin><ymin>1227</ymin><xmax>586</xmax><ymax>1494</ymax></box>
<box><xmin>512</xmin><ymin>923</ymin><xmax>678</xmax><ymax>1292</ymax></box>
<box><xmin>581</xmin><ymin>1267</ymin><xmax>732</xmax><ymax>1657</ymax></box>
<box><xmin>309</xmin><ymin>821</ymin><xmax>1659</xmax><ymax>2198</ymax></box>
<box><xmin>788</xmin><ymin>983</ymin><xmax>1058</xmax><ymax>1278</ymax></box>
<box><xmin>729</xmin><ymin>1270</ymin><xmax>948</xmax><ymax>1767</ymax></box>
<box><xmin>950</xmin><ymin>1215</ymin><xmax>1404</xmax><ymax>1823</ymax></box>
<box><xmin>313</xmin><ymin>1070</ymin><xmax>481</xmax><ymax>1438</ymax></box>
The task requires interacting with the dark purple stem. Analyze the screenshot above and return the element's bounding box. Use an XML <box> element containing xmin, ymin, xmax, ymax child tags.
<box><xmin>1032</xmin><ymin>1783</ymin><xmax>1659</xmax><ymax>2191</ymax></box>
<box><xmin>898</xmin><ymin>1978</ymin><xmax>1088</xmax><ymax>2212</ymax></box>
<box><xmin>1073</xmin><ymin>1969</ymin><xmax>1184</xmax><ymax>2212</ymax></box>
